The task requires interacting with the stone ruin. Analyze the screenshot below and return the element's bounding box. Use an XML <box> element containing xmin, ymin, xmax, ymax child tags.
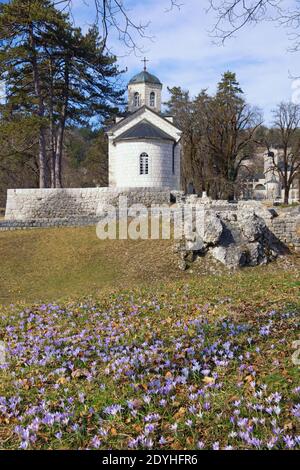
<box><xmin>173</xmin><ymin>196</ymin><xmax>299</xmax><ymax>270</ymax></box>
<box><xmin>1</xmin><ymin>188</ymin><xmax>299</xmax><ymax>269</ymax></box>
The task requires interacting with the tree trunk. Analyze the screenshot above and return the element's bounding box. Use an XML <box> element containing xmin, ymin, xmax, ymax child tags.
<box><xmin>54</xmin><ymin>60</ymin><xmax>69</xmax><ymax>188</ymax></box>
<box><xmin>54</xmin><ymin>123</ymin><xmax>64</xmax><ymax>188</ymax></box>
<box><xmin>38</xmin><ymin>131</ymin><xmax>47</xmax><ymax>188</ymax></box>
<box><xmin>49</xmin><ymin>58</ymin><xmax>56</xmax><ymax>188</ymax></box>
<box><xmin>284</xmin><ymin>186</ymin><xmax>289</xmax><ymax>205</ymax></box>
<box><xmin>226</xmin><ymin>162</ymin><xmax>238</xmax><ymax>201</ymax></box>
<box><xmin>29</xmin><ymin>25</ymin><xmax>47</xmax><ymax>188</ymax></box>
<box><xmin>49</xmin><ymin>121</ymin><xmax>56</xmax><ymax>188</ymax></box>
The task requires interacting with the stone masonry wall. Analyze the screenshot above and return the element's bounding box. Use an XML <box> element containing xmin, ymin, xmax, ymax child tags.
<box><xmin>2</xmin><ymin>190</ymin><xmax>300</xmax><ymax>253</ymax></box>
<box><xmin>266</xmin><ymin>210</ymin><xmax>300</xmax><ymax>251</ymax></box>
<box><xmin>4</xmin><ymin>187</ymin><xmax>171</xmax><ymax>222</ymax></box>
<box><xmin>179</xmin><ymin>197</ymin><xmax>300</xmax><ymax>252</ymax></box>
<box><xmin>108</xmin><ymin>107</ymin><xmax>182</xmax><ymax>189</ymax></box>
<box><xmin>128</xmin><ymin>82</ymin><xmax>162</xmax><ymax>113</ymax></box>
<box><xmin>0</xmin><ymin>216</ymin><xmax>102</xmax><ymax>231</ymax></box>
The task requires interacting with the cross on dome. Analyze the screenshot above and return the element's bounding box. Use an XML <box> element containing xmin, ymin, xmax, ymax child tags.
<box><xmin>141</xmin><ymin>57</ymin><xmax>149</xmax><ymax>71</ymax></box>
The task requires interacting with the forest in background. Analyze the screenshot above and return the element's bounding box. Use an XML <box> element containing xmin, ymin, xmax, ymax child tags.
<box><xmin>0</xmin><ymin>0</ymin><xmax>300</xmax><ymax>209</ymax></box>
<box><xmin>0</xmin><ymin>0</ymin><xmax>124</xmax><ymax>208</ymax></box>
<box><xmin>0</xmin><ymin>126</ymin><xmax>109</xmax><ymax>209</ymax></box>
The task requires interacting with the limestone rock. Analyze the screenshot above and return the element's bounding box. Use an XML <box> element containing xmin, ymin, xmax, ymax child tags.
<box><xmin>201</xmin><ymin>212</ymin><xmax>223</xmax><ymax>245</ymax></box>
<box><xmin>238</xmin><ymin>212</ymin><xmax>265</xmax><ymax>242</ymax></box>
<box><xmin>178</xmin><ymin>259</ymin><xmax>188</xmax><ymax>271</ymax></box>
<box><xmin>211</xmin><ymin>245</ymin><xmax>247</xmax><ymax>268</ymax></box>
<box><xmin>185</xmin><ymin>235</ymin><xmax>205</xmax><ymax>252</ymax></box>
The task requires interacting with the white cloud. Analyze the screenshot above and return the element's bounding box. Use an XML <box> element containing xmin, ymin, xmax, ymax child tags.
<box><xmin>70</xmin><ymin>0</ymin><xmax>300</xmax><ymax>123</ymax></box>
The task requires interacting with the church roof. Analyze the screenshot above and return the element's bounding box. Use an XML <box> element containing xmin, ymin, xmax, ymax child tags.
<box><xmin>129</xmin><ymin>70</ymin><xmax>162</xmax><ymax>86</ymax></box>
<box><xmin>254</xmin><ymin>173</ymin><xmax>265</xmax><ymax>181</ymax></box>
<box><xmin>107</xmin><ymin>105</ymin><xmax>181</xmax><ymax>134</ymax></box>
<box><xmin>115</xmin><ymin>120</ymin><xmax>175</xmax><ymax>142</ymax></box>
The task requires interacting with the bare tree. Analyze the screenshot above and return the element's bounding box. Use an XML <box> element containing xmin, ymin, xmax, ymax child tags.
<box><xmin>203</xmin><ymin>100</ymin><xmax>262</xmax><ymax>199</ymax></box>
<box><xmin>263</xmin><ymin>102</ymin><xmax>300</xmax><ymax>204</ymax></box>
<box><xmin>54</xmin><ymin>0</ymin><xmax>182</xmax><ymax>53</ymax></box>
<box><xmin>165</xmin><ymin>74</ymin><xmax>262</xmax><ymax>199</ymax></box>
<box><xmin>208</xmin><ymin>0</ymin><xmax>300</xmax><ymax>52</ymax></box>
<box><xmin>197</xmin><ymin>72</ymin><xmax>263</xmax><ymax>200</ymax></box>
<box><xmin>164</xmin><ymin>87</ymin><xmax>214</xmax><ymax>194</ymax></box>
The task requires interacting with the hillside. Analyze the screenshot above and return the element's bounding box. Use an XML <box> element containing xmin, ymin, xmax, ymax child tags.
<box><xmin>0</xmin><ymin>226</ymin><xmax>179</xmax><ymax>305</ymax></box>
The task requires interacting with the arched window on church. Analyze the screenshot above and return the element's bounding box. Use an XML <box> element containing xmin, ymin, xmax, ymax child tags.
<box><xmin>150</xmin><ymin>91</ymin><xmax>155</xmax><ymax>107</ymax></box>
<box><xmin>139</xmin><ymin>153</ymin><xmax>149</xmax><ymax>175</ymax></box>
<box><xmin>255</xmin><ymin>184</ymin><xmax>266</xmax><ymax>191</ymax></box>
<box><xmin>134</xmin><ymin>92</ymin><xmax>140</xmax><ymax>108</ymax></box>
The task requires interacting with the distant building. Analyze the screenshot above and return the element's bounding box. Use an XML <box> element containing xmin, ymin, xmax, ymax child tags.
<box><xmin>243</xmin><ymin>148</ymin><xmax>299</xmax><ymax>203</ymax></box>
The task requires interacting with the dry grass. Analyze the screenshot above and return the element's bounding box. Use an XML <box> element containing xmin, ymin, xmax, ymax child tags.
<box><xmin>0</xmin><ymin>226</ymin><xmax>181</xmax><ymax>304</ymax></box>
<box><xmin>0</xmin><ymin>225</ymin><xmax>299</xmax><ymax>307</ymax></box>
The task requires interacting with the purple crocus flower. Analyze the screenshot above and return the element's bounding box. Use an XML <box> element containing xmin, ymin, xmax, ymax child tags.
<box><xmin>103</xmin><ymin>404</ymin><xmax>123</xmax><ymax>416</ymax></box>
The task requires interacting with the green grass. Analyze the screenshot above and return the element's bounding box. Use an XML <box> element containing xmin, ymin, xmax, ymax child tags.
<box><xmin>0</xmin><ymin>226</ymin><xmax>299</xmax><ymax>450</ymax></box>
<box><xmin>0</xmin><ymin>285</ymin><xmax>299</xmax><ymax>450</ymax></box>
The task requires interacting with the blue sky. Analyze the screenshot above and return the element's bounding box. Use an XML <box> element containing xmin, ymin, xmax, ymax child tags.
<box><xmin>1</xmin><ymin>0</ymin><xmax>299</xmax><ymax>122</ymax></box>
<box><xmin>68</xmin><ymin>0</ymin><xmax>300</xmax><ymax>123</ymax></box>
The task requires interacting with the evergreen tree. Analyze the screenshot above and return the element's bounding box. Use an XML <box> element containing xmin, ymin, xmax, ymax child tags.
<box><xmin>216</xmin><ymin>71</ymin><xmax>243</xmax><ymax>102</ymax></box>
<box><xmin>0</xmin><ymin>0</ymin><xmax>64</xmax><ymax>187</ymax></box>
<box><xmin>0</xmin><ymin>0</ymin><xmax>123</xmax><ymax>188</ymax></box>
<box><xmin>165</xmin><ymin>74</ymin><xmax>262</xmax><ymax>199</ymax></box>
<box><xmin>51</xmin><ymin>25</ymin><xmax>123</xmax><ymax>187</ymax></box>
<box><xmin>205</xmin><ymin>72</ymin><xmax>261</xmax><ymax>199</ymax></box>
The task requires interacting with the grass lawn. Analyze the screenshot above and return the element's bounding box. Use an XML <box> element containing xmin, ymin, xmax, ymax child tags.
<box><xmin>0</xmin><ymin>226</ymin><xmax>299</xmax><ymax>449</ymax></box>
<box><xmin>0</xmin><ymin>226</ymin><xmax>180</xmax><ymax>305</ymax></box>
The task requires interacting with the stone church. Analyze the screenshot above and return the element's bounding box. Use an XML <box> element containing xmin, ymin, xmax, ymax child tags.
<box><xmin>107</xmin><ymin>63</ymin><xmax>182</xmax><ymax>190</ymax></box>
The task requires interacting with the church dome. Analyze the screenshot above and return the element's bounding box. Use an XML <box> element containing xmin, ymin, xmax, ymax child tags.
<box><xmin>129</xmin><ymin>70</ymin><xmax>162</xmax><ymax>86</ymax></box>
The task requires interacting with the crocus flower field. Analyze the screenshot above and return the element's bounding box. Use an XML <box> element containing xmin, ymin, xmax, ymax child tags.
<box><xmin>0</xmin><ymin>277</ymin><xmax>299</xmax><ymax>450</ymax></box>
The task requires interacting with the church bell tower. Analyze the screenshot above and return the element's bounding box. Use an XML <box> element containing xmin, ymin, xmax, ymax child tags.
<box><xmin>127</xmin><ymin>58</ymin><xmax>162</xmax><ymax>113</ymax></box>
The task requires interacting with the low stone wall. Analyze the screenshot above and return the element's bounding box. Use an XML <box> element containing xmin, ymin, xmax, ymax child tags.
<box><xmin>238</xmin><ymin>203</ymin><xmax>300</xmax><ymax>251</ymax></box>
<box><xmin>265</xmin><ymin>210</ymin><xmax>300</xmax><ymax>251</ymax></box>
<box><xmin>0</xmin><ymin>216</ymin><xmax>103</xmax><ymax>231</ymax></box>
<box><xmin>180</xmin><ymin>196</ymin><xmax>300</xmax><ymax>253</ymax></box>
<box><xmin>3</xmin><ymin>189</ymin><xmax>300</xmax><ymax>253</ymax></box>
<box><xmin>5</xmin><ymin>187</ymin><xmax>172</xmax><ymax>221</ymax></box>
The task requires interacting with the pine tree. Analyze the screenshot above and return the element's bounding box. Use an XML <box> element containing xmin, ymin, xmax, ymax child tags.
<box><xmin>206</xmin><ymin>72</ymin><xmax>261</xmax><ymax>199</ymax></box>
<box><xmin>0</xmin><ymin>0</ymin><xmax>67</xmax><ymax>187</ymax></box>
<box><xmin>46</xmin><ymin>24</ymin><xmax>123</xmax><ymax>187</ymax></box>
<box><xmin>0</xmin><ymin>0</ymin><xmax>124</xmax><ymax>188</ymax></box>
<box><xmin>216</xmin><ymin>71</ymin><xmax>243</xmax><ymax>102</ymax></box>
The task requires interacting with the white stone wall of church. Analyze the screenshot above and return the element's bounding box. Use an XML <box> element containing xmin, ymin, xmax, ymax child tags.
<box><xmin>128</xmin><ymin>83</ymin><xmax>162</xmax><ymax>113</ymax></box>
<box><xmin>174</xmin><ymin>144</ymin><xmax>181</xmax><ymax>189</ymax></box>
<box><xmin>108</xmin><ymin>141</ymin><xmax>117</xmax><ymax>186</ymax></box>
<box><xmin>112</xmin><ymin>140</ymin><xmax>180</xmax><ymax>189</ymax></box>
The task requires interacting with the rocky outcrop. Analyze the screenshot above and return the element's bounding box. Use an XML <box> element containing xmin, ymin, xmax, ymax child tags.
<box><xmin>174</xmin><ymin>205</ymin><xmax>282</xmax><ymax>270</ymax></box>
<box><xmin>202</xmin><ymin>211</ymin><xmax>224</xmax><ymax>245</ymax></box>
<box><xmin>238</xmin><ymin>211</ymin><xmax>266</xmax><ymax>242</ymax></box>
